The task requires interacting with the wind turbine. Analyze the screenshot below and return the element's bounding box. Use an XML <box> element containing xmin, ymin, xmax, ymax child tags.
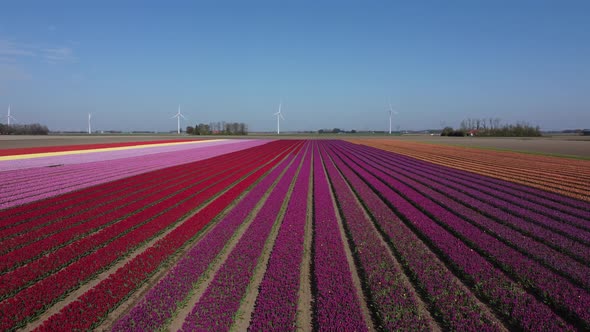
<box><xmin>88</xmin><ymin>113</ymin><xmax>92</xmax><ymax>134</ymax></box>
<box><xmin>274</xmin><ymin>102</ymin><xmax>284</xmax><ymax>135</ymax></box>
<box><xmin>388</xmin><ymin>102</ymin><xmax>399</xmax><ymax>134</ymax></box>
<box><xmin>6</xmin><ymin>105</ymin><xmax>16</xmax><ymax>125</ymax></box>
<box><xmin>171</xmin><ymin>105</ymin><xmax>186</xmax><ymax>134</ymax></box>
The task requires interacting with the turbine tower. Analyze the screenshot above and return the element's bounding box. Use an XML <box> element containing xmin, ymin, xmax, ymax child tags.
<box><xmin>88</xmin><ymin>113</ymin><xmax>92</xmax><ymax>134</ymax></box>
<box><xmin>172</xmin><ymin>105</ymin><xmax>186</xmax><ymax>134</ymax></box>
<box><xmin>6</xmin><ymin>105</ymin><xmax>16</xmax><ymax>125</ymax></box>
<box><xmin>388</xmin><ymin>103</ymin><xmax>398</xmax><ymax>135</ymax></box>
<box><xmin>274</xmin><ymin>102</ymin><xmax>284</xmax><ymax>135</ymax></box>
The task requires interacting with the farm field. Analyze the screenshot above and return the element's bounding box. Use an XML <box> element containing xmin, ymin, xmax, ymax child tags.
<box><xmin>0</xmin><ymin>138</ymin><xmax>589</xmax><ymax>331</ymax></box>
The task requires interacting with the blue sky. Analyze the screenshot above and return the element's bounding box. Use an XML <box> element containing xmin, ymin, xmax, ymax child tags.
<box><xmin>0</xmin><ymin>1</ymin><xmax>589</xmax><ymax>132</ymax></box>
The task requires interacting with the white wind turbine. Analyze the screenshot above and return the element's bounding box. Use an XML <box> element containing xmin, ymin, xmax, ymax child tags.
<box><xmin>88</xmin><ymin>113</ymin><xmax>92</xmax><ymax>134</ymax></box>
<box><xmin>388</xmin><ymin>102</ymin><xmax>399</xmax><ymax>135</ymax></box>
<box><xmin>6</xmin><ymin>105</ymin><xmax>17</xmax><ymax>125</ymax></box>
<box><xmin>171</xmin><ymin>105</ymin><xmax>186</xmax><ymax>134</ymax></box>
<box><xmin>274</xmin><ymin>102</ymin><xmax>284</xmax><ymax>135</ymax></box>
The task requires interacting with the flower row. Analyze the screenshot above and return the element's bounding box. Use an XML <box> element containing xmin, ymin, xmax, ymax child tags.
<box><xmin>320</xmin><ymin>144</ymin><xmax>431</xmax><ymax>331</ymax></box>
<box><xmin>326</xmin><ymin>142</ymin><xmax>503</xmax><ymax>331</ymax></box>
<box><xmin>0</xmin><ymin>139</ymin><xmax>266</xmax><ymax>209</ymax></box>
<box><xmin>112</xmin><ymin>143</ymin><xmax>302</xmax><ymax>331</ymax></box>
<box><xmin>0</xmin><ymin>141</ymin><xmax>290</xmax><ymax>331</ymax></box>
<box><xmin>248</xmin><ymin>143</ymin><xmax>312</xmax><ymax>330</ymax></box>
<box><xmin>310</xmin><ymin>143</ymin><xmax>368</xmax><ymax>331</ymax></box>
<box><xmin>332</xmin><ymin>141</ymin><xmax>577</xmax><ymax>330</ymax></box>
<box><xmin>180</xmin><ymin>142</ymin><xmax>305</xmax><ymax>331</ymax></box>
<box><xmin>37</xmin><ymin>141</ymin><xmax>301</xmax><ymax>331</ymax></box>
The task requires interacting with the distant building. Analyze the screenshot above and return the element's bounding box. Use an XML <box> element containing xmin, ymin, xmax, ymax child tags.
<box><xmin>582</xmin><ymin>129</ymin><xmax>590</xmax><ymax>136</ymax></box>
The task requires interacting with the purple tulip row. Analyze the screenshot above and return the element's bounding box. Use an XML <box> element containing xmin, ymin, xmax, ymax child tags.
<box><xmin>319</xmin><ymin>145</ymin><xmax>431</xmax><ymax>331</ymax></box>
<box><xmin>179</xmin><ymin>144</ymin><xmax>305</xmax><ymax>331</ymax></box>
<box><xmin>350</xmin><ymin>145</ymin><xmax>590</xmax><ymax>287</ymax></box>
<box><xmin>346</xmin><ymin>143</ymin><xmax>590</xmax><ymax>236</ymax></box>
<box><xmin>324</xmin><ymin>142</ymin><xmax>504</xmax><ymax>331</ymax></box>
<box><xmin>340</xmin><ymin>144</ymin><xmax>590</xmax><ymax>263</ymax></box>
<box><xmin>359</xmin><ymin>144</ymin><xmax>590</xmax><ymax>214</ymax></box>
<box><xmin>111</xmin><ymin>145</ymin><xmax>299</xmax><ymax>331</ymax></box>
<box><xmin>405</xmin><ymin>157</ymin><xmax>590</xmax><ymax>224</ymax></box>
<box><xmin>328</xmin><ymin>141</ymin><xmax>578</xmax><ymax>330</ymax></box>
<box><xmin>311</xmin><ymin>143</ymin><xmax>368</xmax><ymax>331</ymax></box>
<box><xmin>391</xmin><ymin>155</ymin><xmax>590</xmax><ymax>231</ymax></box>
<box><xmin>248</xmin><ymin>144</ymin><xmax>312</xmax><ymax>331</ymax></box>
<box><xmin>370</xmin><ymin>150</ymin><xmax>590</xmax><ymax>288</ymax></box>
<box><xmin>339</xmin><ymin>143</ymin><xmax>590</xmax><ymax>329</ymax></box>
<box><xmin>0</xmin><ymin>139</ymin><xmax>267</xmax><ymax>209</ymax></box>
<box><xmin>360</xmin><ymin>145</ymin><xmax>590</xmax><ymax>226</ymax></box>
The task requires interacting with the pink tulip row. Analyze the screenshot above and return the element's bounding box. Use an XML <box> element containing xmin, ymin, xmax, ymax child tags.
<box><xmin>0</xmin><ymin>139</ymin><xmax>235</xmax><ymax>171</ymax></box>
<box><xmin>0</xmin><ymin>139</ymin><xmax>267</xmax><ymax>209</ymax></box>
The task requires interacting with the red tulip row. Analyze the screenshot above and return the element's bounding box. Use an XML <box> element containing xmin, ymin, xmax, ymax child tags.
<box><xmin>0</xmin><ymin>151</ymin><xmax>244</xmax><ymax>254</ymax></box>
<box><xmin>0</xmin><ymin>149</ymin><xmax>257</xmax><ymax>298</ymax></box>
<box><xmin>180</xmin><ymin>142</ymin><xmax>304</xmax><ymax>331</ymax></box>
<box><xmin>0</xmin><ymin>141</ymin><xmax>295</xmax><ymax>331</ymax></box>
<box><xmin>112</xmin><ymin>143</ymin><xmax>302</xmax><ymax>331</ymax></box>
<box><xmin>36</xmin><ymin>141</ymin><xmax>302</xmax><ymax>331</ymax></box>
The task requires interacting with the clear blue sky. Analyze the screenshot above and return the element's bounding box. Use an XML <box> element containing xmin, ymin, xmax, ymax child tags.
<box><xmin>1</xmin><ymin>1</ymin><xmax>589</xmax><ymax>132</ymax></box>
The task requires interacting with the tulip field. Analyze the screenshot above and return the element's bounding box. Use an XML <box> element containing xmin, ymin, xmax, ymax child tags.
<box><xmin>0</xmin><ymin>137</ymin><xmax>588</xmax><ymax>331</ymax></box>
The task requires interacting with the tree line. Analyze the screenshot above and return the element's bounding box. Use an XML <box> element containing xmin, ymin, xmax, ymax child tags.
<box><xmin>441</xmin><ymin>118</ymin><xmax>541</xmax><ymax>137</ymax></box>
<box><xmin>0</xmin><ymin>123</ymin><xmax>50</xmax><ymax>135</ymax></box>
<box><xmin>187</xmin><ymin>121</ymin><xmax>248</xmax><ymax>135</ymax></box>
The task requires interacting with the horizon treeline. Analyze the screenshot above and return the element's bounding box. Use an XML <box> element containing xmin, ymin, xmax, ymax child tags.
<box><xmin>442</xmin><ymin>118</ymin><xmax>541</xmax><ymax>137</ymax></box>
<box><xmin>188</xmin><ymin>121</ymin><xmax>248</xmax><ymax>135</ymax></box>
<box><xmin>0</xmin><ymin>123</ymin><xmax>50</xmax><ymax>135</ymax></box>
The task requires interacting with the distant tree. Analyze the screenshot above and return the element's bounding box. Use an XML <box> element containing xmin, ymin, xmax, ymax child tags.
<box><xmin>186</xmin><ymin>126</ymin><xmax>194</xmax><ymax>135</ymax></box>
<box><xmin>332</xmin><ymin>128</ymin><xmax>341</xmax><ymax>134</ymax></box>
<box><xmin>197</xmin><ymin>123</ymin><xmax>211</xmax><ymax>135</ymax></box>
<box><xmin>0</xmin><ymin>123</ymin><xmax>49</xmax><ymax>135</ymax></box>
<box><xmin>441</xmin><ymin>127</ymin><xmax>454</xmax><ymax>136</ymax></box>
